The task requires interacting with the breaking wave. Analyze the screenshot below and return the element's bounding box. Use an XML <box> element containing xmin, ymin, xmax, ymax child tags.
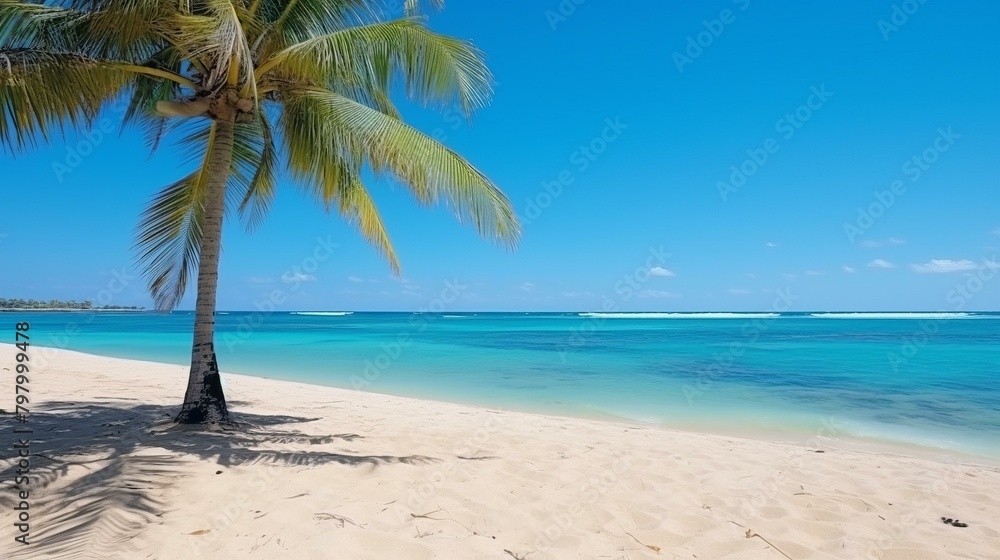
<box><xmin>809</xmin><ymin>312</ymin><xmax>976</xmax><ymax>319</ymax></box>
<box><xmin>578</xmin><ymin>312</ymin><xmax>781</xmax><ymax>319</ymax></box>
<box><xmin>291</xmin><ymin>311</ymin><xmax>354</xmax><ymax>316</ymax></box>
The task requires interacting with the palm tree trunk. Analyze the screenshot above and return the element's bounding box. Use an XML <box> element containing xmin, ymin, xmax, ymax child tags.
<box><xmin>175</xmin><ymin>114</ymin><xmax>236</xmax><ymax>424</ymax></box>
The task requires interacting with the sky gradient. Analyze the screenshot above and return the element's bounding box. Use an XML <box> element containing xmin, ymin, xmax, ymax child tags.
<box><xmin>2</xmin><ymin>0</ymin><xmax>999</xmax><ymax>311</ymax></box>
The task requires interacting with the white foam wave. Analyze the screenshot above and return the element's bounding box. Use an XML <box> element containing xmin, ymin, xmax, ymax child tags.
<box><xmin>578</xmin><ymin>312</ymin><xmax>780</xmax><ymax>319</ymax></box>
<box><xmin>291</xmin><ymin>311</ymin><xmax>354</xmax><ymax>316</ymax></box>
<box><xmin>809</xmin><ymin>312</ymin><xmax>975</xmax><ymax>319</ymax></box>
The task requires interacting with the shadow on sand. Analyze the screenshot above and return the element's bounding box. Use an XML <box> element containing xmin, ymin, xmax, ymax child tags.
<box><xmin>0</xmin><ymin>401</ymin><xmax>435</xmax><ymax>558</ymax></box>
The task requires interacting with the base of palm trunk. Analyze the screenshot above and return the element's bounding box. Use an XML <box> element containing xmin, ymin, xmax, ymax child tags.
<box><xmin>176</xmin><ymin>344</ymin><xmax>231</xmax><ymax>424</ymax></box>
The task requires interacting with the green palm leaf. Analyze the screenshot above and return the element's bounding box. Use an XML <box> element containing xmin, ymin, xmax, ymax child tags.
<box><xmin>283</xmin><ymin>87</ymin><xmax>519</xmax><ymax>247</ymax></box>
<box><xmin>233</xmin><ymin>113</ymin><xmax>278</xmax><ymax>231</ymax></box>
<box><xmin>0</xmin><ymin>49</ymin><xmax>130</xmax><ymax>151</ymax></box>
<box><xmin>281</xmin><ymin>95</ymin><xmax>400</xmax><ymax>271</ymax></box>
<box><xmin>259</xmin><ymin>17</ymin><xmax>493</xmax><ymax>116</ymax></box>
<box><xmin>135</xmin><ymin>170</ymin><xmax>207</xmax><ymax>311</ymax></box>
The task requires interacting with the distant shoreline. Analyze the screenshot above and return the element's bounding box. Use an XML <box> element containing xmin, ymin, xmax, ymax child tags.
<box><xmin>0</xmin><ymin>308</ymin><xmax>145</xmax><ymax>312</ymax></box>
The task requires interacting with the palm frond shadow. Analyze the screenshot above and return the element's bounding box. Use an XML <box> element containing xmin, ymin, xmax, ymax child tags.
<box><xmin>0</xmin><ymin>401</ymin><xmax>436</xmax><ymax>558</ymax></box>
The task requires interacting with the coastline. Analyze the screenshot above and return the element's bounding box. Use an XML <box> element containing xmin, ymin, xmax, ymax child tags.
<box><xmin>26</xmin><ymin>341</ymin><xmax>1000</xmax><ymax>465</ymax></box>
<box><xmin>2</xmin><ymin>345</ymin><xmax>999</xmax><ymax>558</ymax></box>
<box><xmin>0</xmin><ymin>308</ymin><xmax>145</xmax><ymax>312</ymax></box>
<box><xmin>45</xmin><ymin>346</ymin><xmax>1000</xmax><ymax>465</ymax></box>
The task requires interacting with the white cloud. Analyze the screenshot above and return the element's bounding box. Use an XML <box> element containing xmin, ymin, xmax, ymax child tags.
<box><xmin>281</xmin><ymin>271</ymin><xmax>316</xmax><ymax>283</ymax></box>
<box><xmin>637</xmin><ymin>290</ymin><xmax>681</xmax><ymax>299</ymax></box>
<box><xmin>248</xmin><ymin>276</ymin><xmax>272</xmax><ymax>284</ymax></box>
<box><xmin>728</xmin><ymin>288</ymin><xmax>752</xmax><ymax>295</ymax></box>
<box><xmin>804</xmin><ymin>269</ymin><xmax>825</xmax><ymax>276</ymax></box>
<box><xmin>842</xmin><ymin>265</ymin><xmax>857</xmax><ymax>273</ymax></box>
<box><xmin>392</xmin><ymin>277</ymin><xmax>419</xmax><ymax>290</ymax></box>
<box><xmin>520</xmin><ymin>281</ymin><xmax>535</xmax><ymax>292</ymax></box>
<box><xmin>765</xmin><ymin>241</ymin><xmax>779</xmax><ymax>248</ymax></box>
<box><xmin>347</xmin><ymin>276</ymin><xmax>364</xmax><ymax>283</ymax></box>
<box><xmin>398</xmin><ymin>278</ymin><xmax>422</xmax><ymax>296</ymax></box>
<box><xmin>910</xmin><ymin>259</ymin><xmax>978</xmax><ymax>274</ymax></box>
<box><xmin>868</xmin><ymin>259</ymin><xmax>896</xmax><ymax>269</ymax></box>
<box><xmin>649</xmin><ymin>266</ymin><xmax>675</xmax><ymax>277</ymax></box>
<box><xmin>745</xmin><ymin>272</ymin><xmax>758</xmax><ymax>278</ymax></box>
<box><xmin>992</xmin><ymin>227</ymin><xmax>1000</xmax><ymax>236</ymax></box>
<box><xmin>860</xmin><ymin>237</ymin><xmax>905</xmax><ymax>248</ymax></box>
<box><xmin>562</xmin><ymin>291</ymin><xmax>595</xmax><ymax>298</ymax></box>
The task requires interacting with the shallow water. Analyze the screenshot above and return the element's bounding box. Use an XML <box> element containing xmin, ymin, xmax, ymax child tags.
<box><xmin>15</xmin><ymin>310</ymin><xmax>1000</xmax><ymax>458</ymax></box>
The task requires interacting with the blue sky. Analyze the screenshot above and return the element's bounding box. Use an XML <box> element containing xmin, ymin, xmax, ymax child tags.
<box><xmin>2</xmin><ymin>0</ymin><xmax>999</xmax><ymax>311</ymax></box>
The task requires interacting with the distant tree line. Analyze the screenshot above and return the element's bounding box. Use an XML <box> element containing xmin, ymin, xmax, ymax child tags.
<box><xmin>0</xmin><ymin>298</ymin><xmax>143</xmax><ymax>310</ymax></box>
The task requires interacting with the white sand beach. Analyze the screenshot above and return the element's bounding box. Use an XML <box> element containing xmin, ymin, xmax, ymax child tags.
<box><xmin>1</xmin><ymin>345</ymin><xmax>998</xmax><ymax>559</ymax></box>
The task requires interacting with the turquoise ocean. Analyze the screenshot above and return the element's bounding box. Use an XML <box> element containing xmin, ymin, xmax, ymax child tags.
<box><xmin>16</xmin><ymin>311</ymin><xmax>1000</xmax><ymax>459</ymax></box>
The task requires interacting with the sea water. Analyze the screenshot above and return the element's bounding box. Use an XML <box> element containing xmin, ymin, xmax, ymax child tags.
<box><xmin>15</xmin><ymin>311</ymin><xmax>1000</xmax><ymax>458</ymax></box>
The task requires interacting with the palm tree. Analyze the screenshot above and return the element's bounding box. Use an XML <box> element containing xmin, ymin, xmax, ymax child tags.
<box><xmin>0</xmin><ymin>0</ymin><xmax>520</xmax><ymax>423</ymax></box>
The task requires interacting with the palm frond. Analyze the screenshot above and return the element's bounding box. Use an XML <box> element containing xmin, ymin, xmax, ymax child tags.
<box><xmin>282</xmin><ymin>87</ymin><xmax>519</xmax><ymax>248</ymax></box>
<box><xmin>0</xmin><ymin>0</ymin><xmax>165</xmax><ymax>61</ymax></box>
<box><xmin>134</xmin><ymin>169</ymin><xmax>207</xmax><ymax>311</ymax></box>
<box><xmin>335</xmin><ymin>174</ymin><xmax>400</xmax><ymax>274</ymax></box>
<box><xmin>234</xmin><ymin>112</ymin><xmax>278</xmax><ymax>231</ymax></box>
<box><xmin>280</xmin><ymin>93</ymin><xmax>400</xmax><ymax>271</ymax></box>
<box><xmin>404</xmin><ymin>0</ymin><xmax>444</xmax><ymax>17</ymax></box>
<box><xmin>259</xmin><ymin>17</ymin><xmax>493</xmax><ymax>116</ymax></box>
<box><xmin>0</xmin><ymin>1</ymin><xmax>67</xmax><ymax>48</ymax></box>
<box><xmin>249</xmin><ymin>0</ymin><xmax>370</xmax><ymax>56</ymax></box>
<box><xmin>0</xmin><ymin>48</ymin><xmax>130</xmax><ymax>152</ymax></box>
<box><xmin>161</xmin><ymin>0</ymin><xmax>255</xmax><ymax>94</ymax></box>
<box><xmin>121</xmin><ymin>46</ymin><xmax>186</xmax><ymax>154</ymax></box>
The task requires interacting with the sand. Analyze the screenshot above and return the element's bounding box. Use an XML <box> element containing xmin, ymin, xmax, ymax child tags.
<box><xmin>1</xmin><ymin>345</ymin><xmax>998</xmax><ymax>559</ymax></box>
